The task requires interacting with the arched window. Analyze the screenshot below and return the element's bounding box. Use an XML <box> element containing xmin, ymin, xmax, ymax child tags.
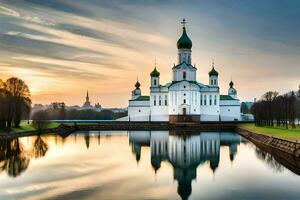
<box><xmin>183</xmin><ymin>71</ymin><xmax>186</xmax><ymax>79</ymax></box>
<box><xmin>200</xmin><ymin>94</ymin><xmax>203</xmax><ymax>105</ymax></box>
<box><xmin>154</xmin><ymin>96</ymin><xmax>156</xmax><ymax>106</ymax></box>
<box><xmin>209</xmin><ymin>95</ymin><xmax>212</xmax><ymax>105</ymax></box>
<box><xmin>165</xmin><ymin>95</ymin><xmax>168</xmax><ymax>106</ymax></box>
<box><xmin>204</xmin><ymin>95</ymin><xmax>206</xmax><ymax>105</ymax></box>
<box><xmin>211</xmin><ymin>79</ymin><xmax>213</xmax><ymax>85</ymax></box>
<box><xmin>183</xmin><ymin>99</ymin><xmax>186</xmax><ymax>104</ymax></box>
<box><xmin>159</xmin><ymin>96</ymin><xmax>161</xmax><ymax>106</ymax></box>
<box><xmin>214</xmin><ymin>95</ymin><xmax>217</xmax><ymax>105</ymax></box>
<box><xmin>154</xmin><ymin>79</ymin><xmax>157</xmax><ymax>86</ymax></box>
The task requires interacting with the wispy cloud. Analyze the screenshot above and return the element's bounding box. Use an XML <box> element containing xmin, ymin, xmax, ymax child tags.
<box><xmin>0</xmin><ymin>5</ymin><xmax>20</xmax><ymax>17</ymax></box>
<box><xmin>0</xmin><ymin>0</ymin><xmax>299</xmax><ymax>106</ymax></box>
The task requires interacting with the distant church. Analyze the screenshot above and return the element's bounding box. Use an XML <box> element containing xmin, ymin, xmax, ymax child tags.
<box><xmin>81</xmin><ymin>91</ymin><xmax>102</xmax><ymax>112</ymax></box>
<box><xmin>125</xmin><ymin>19</ymin><xmax>241</xmax><ymax>122</ymax></box>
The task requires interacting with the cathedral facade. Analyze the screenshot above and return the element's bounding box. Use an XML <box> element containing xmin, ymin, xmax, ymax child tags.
<box><xmin>127</xmin><ymin>20</ymin><xmax>241</xmax><ymax>122</ymax></box>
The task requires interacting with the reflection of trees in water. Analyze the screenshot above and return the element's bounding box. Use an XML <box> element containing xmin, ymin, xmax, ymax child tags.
<box><xmin>0</xmin><ymin>139</ymin><xmax>30</xmax><ymax>177</ymax></box>
<box><xmin>255</xmin><ymin>147</ymin><xmax>284</xmax><ymax>173</ymax></box>
<box><xmin>0</xmin><ymin>136</ymin><xmax>49</xmax><ymax>177</ymax></box>
<box><xmin>84</xmin><ymin>134</ymin><xmax>90</xmax><ymax>149</ymax></box>
<box><xmin>31</xmin><ymin>136</ymin><xmax>49</xmax><ymax>158</ymax></box>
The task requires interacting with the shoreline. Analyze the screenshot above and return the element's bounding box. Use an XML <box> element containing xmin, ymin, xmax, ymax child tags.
<box><xmin>0</xmin><ymin>122</ymin><xmax>237</xmax><ymax>139</ymax></box>
<box><xmin>1</xmin><ymin>122</ymin><xmax>299</xmax><ymax>163</ymax></box>
<box><xmin>236</xmin><ymin>127</ymin><xmax>300</xmax><ymax>175</ymax></box>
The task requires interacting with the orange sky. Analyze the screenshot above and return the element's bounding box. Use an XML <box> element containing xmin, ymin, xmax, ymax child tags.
<box><xmin>0</xmin><ymin>1</ymin><xmax>299</xmax><ymax>107</ymax></box>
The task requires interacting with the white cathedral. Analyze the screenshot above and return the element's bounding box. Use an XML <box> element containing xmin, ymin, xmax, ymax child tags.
<box><xmin>126</xmin><ymin>19</ymin><xmax>241</xmax><ymax>122</ymax></box>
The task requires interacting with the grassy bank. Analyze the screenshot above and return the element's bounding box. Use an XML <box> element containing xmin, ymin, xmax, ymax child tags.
<box><xmin>239</xmin><ymin>123</ymin><xmax>300</xmax><ymax>141</ymax></box>
<box><xmin>12</xmin><ymin>122</ymin><xmax>60</xmax><ymax>133</ymax></box>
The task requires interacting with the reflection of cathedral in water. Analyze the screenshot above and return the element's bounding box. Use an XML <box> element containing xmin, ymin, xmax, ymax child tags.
<box><xmin>129</xmin><ymin>131</ymin><xmax>243</xmax><ymax>200</ymax></box>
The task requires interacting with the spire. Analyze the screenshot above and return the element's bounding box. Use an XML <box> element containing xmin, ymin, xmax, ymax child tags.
<box><xmin>150</xmin><ymin>60</ymin><xmax>160</xmax><ymax>77</ymax></box>
<box><xmin>135</xmin><ymin>79</ymin><xmax>140</xmax><ymax>88</ymax></box>
<box><xmin>229</xmin><ymin>79</ymin><xmax>234</xmax><ymax>88</ymax></box>
<box><xmin>86</xmin><ymin>90</ymin><xmax>89</xmax><ymax>102</ymax></box>
<box><xmin>177</xmin><ymin>18</ymin><xmax>192</xmax><ymax>49</ymax></box>
<box><xmin>208</xmin><ymin>60</ymin><xmax>219</xmax><ymax>77</ymax></box>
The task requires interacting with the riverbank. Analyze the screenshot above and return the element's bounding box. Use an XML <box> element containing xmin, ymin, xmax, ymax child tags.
<box><xmin>239</xmin><ymin>123</ymin><xmax>300</xmax><ymax>141</ymax></box>
<box><xmin>236</xmin><ymin>127</ymin><xmax>300</xmax><ymax>175</ymax></box>
<box><xmin>1</xmin><ymin>121</ymin><xmax>238</xmax><ymax>139</ymax></box>
<box><xmin>12</xmin><ymin>122</ymin><xmax>60</xmax><ymax>133</ymax></box>
<box><xmin>0</xmin><ymin>124</ymin><xmax>76</xmax><ymax>139</ymax></box>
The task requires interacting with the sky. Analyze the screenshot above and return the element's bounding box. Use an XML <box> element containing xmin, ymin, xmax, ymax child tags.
<box><xmin>0</xmin><ymin>0</ymin><xmax>299</xmax><ymax>107</ymax></box>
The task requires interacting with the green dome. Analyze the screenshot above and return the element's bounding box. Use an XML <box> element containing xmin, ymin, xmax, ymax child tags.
<box><xmin>177</xmin><ymin>27</ymin><xmax>192</xmax><ymax>49</ymax></box>
<box><xmin>208</xmin><ymin>67</ymin><xmax>219</xmax><ymax>76</ymax></box>
<box><xmin>150</xmin><ymin>67</ymin><xmax>160</xmax><ymax>77</ymax></box>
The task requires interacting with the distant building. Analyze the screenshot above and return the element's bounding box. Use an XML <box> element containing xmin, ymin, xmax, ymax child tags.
<box><xmin>82</xmin><ymin>91</ymin><xmax>93</xmax><ymax>109</ymax></box>
<box><xmin>80</xmin><ymin>91</ymin><xmax>102</xmax><ymax>112</ymax></box>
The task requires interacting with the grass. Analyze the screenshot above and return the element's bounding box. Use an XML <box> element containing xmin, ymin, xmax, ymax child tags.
<box><xmin>239</xmin><ymin>123</ymin><xmax>300</xmax><ymax>141</ymax></box>
<box><xmin>12</xmin><ymin>121</ymin><xmax>61</xmax><ymax>133</ymax></box>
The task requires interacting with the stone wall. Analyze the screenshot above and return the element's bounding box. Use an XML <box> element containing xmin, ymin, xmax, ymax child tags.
<box><xmin>236</xmin><ymin>127</ymin><xmax>300</xmax><ymax>175</ymax></box>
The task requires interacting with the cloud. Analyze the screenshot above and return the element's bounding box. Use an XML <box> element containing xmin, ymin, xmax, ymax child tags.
<box><xmin>0</xmin><ymin>0</ymin><xmax>299</xmax><ymax>106</ymax></box>
<box><xmin>23</xmin><ymin>16</ymin><xmax>55</xmax><ymax>26</ymax></box>
<box><xmin>0</xmin><ymin>5</ymin><xmax>20</xmax><ymax>17</ymax></box>
<box><xmin>24</xmin><ymin>0</ymin><xmax>95</xmax><ymax>17</ymax></box>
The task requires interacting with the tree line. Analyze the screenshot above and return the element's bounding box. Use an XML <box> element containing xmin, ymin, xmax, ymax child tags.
<box><xmin>31</xmin><ymin>102</ymin><xmax>116</xmax><ymax>121</ymax></box>
<box><xmin>251</xmin><ymin>88</ymin><xmax>300</xmax><ymax>128</ymax></box>
<box><xmin>0</xmin><ymin>77</ymin><xmax>31</xmax><ymax>130</ymax></box>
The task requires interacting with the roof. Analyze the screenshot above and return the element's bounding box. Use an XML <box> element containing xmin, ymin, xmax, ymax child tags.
<box><xmin>167</xmin><ymin>80</ymin><xmax>208</xmax><ymax>88</ymax></box>
<box><xmin>220</xmin><ymin>95</ymin><xmax>235</xmax><ymax>100</ymax></box>
<box><xmin>208</xmin><ymin>67</ymin><xmax>219</xmax><ymax>76</ymax></box>
<box><xmin>164</xmin><ymin>82</ymin><xmax>172</xmax><ymax>87</ymax></box>
<box><xmin>130</xmin><ymin>95</ymin><xmax>150</xmax><ymax>101</ymax></box>
<box><xmin>172</xmin><ymin>62</ymin><xmax>196</xmax><ymax>69</ymax></box>
<box><xmin>177</xmin><ymin>27</ymin><xmax>192</xmax><ymax>49</ymax></box>
<box><xmin>150</xmin><ymin>67</ymin><xmax>160</xmax><ymax>77</ymax></box>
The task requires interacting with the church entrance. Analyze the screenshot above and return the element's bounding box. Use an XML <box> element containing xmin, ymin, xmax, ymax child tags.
<box><xmin>182</xmin><ymin>108</ymin><xmax>187</xmax><ymax>115</ymax></box>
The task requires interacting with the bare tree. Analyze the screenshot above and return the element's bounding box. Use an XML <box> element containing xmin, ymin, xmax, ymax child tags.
<box><xmin>252</xmin><ymin>89</ymin><xmax>300</xmax><ymax>129</ymax></box>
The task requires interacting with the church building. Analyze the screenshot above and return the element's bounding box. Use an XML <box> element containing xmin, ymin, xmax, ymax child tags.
<box><xmin>126</xmin><ymin>19</ymin><xmax>241</xmax><ymax>122</ymax></box>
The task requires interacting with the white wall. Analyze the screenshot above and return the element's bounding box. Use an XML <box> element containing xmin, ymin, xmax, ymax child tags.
<box><xmin>172</xmin><ymin>63</ymin><xmax>196</xmax><ymax>81</ymax></box>
<box><xmin>219</xmin><ymin>99</ymin><xmax>241</xmax><ymax>121</ymax></box>
<box><xmin>150</xmin><ymin>92</ymin><xmax>169</xmax><ymax>119</ymax></box>
<box><xmin>128</xmin><ymin>100</ymin><xmax>150</xmax><ymax>121</ymax></box>
<box><xmin>200</xmin><ymin>92</ymin><xmax>220</xmax><ymax>116</ymax></box>
<box><xmin>178</xmin><ymin>49</ymin><xmax>191</xmax><ymax>64</ymax></box>
<box><xmin>209</xmin><ymin>75</ymin><xmax>218</xmax><ymax>86</ymax></box>
<box><xmin>168</xmin><ymin>81</ymin><xmax>201</xmax><ymax>115</ymax></box>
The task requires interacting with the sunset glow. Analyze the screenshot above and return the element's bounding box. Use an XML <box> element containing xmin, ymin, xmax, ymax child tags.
<box><xmin>0</xmin><ymin>1</ymin><xmax>299</xmax><ymax>107</ymax></box>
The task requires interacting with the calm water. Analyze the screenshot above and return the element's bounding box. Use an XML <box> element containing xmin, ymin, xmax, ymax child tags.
<box><xmin>0</xmin><ymin>131</ymin><xmax>299</xmax><ymax>200</ymax></box>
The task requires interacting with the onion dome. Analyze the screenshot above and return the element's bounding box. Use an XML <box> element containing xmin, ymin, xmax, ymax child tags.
<box><xmin>150</xmin><ymin>67</ymin><xmax>160</xmax><ymax>77</ymax></box>
<box><xmin>135</xmin><ymin>81</ymin><xmax>140</xmax><ymax>88</ymax></box>
<box><xmin>229</xmin><ymin>80</ymin><xmax>234</xmax><ymax>88</ymax></box>
<box><xmin>208</xmin><ymin>67</ymin><xmax>219</xmax><ymax>77</ymax></box>
<box><xmin>177</xmin><ymin>27</ymin><xmax>192</xmax><ymax>49</ymax></box>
